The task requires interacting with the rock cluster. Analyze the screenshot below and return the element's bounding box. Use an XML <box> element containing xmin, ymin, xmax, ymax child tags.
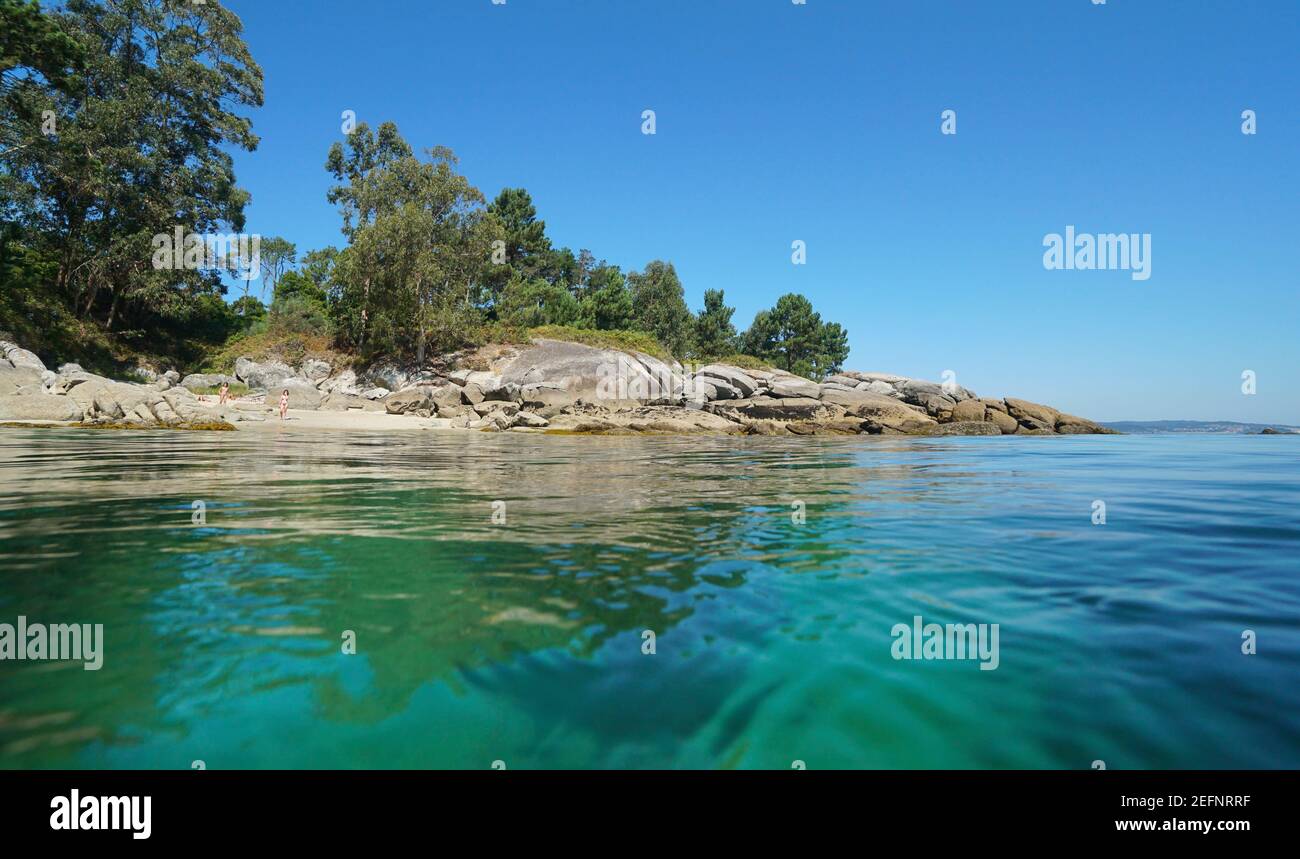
<box><xmin>1</xmin><ymin>341</ymin><xmax>245</xmax><ymax>428</ymax></box>
<box><xmin>343</xmin><ymin>338</ymin><xmax>1112</xmax><ymax>436</ymax></box>
<box><xmin>0</xmin><ymin>337</ymin><xmax>1114</xmax><ymax>436</ymax></box>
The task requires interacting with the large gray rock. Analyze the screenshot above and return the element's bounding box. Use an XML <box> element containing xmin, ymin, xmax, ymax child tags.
<box><xmin>856</xmin><ymin>380</ymin><xmax>899</xmax><ymax>397</ymax></box>
<box><xmin>318</xmin><ymin>368</ymin><xmax>359</xmax><ymax>394</ymax></box>
<box><xmin>497</xmin><ymin>339</ymin><xmax>679</xmax><ymax>405</ymax></box>
<box><xmin>852</xmin><ymin>372</ymin><xmax>909</xmax><ymax>385</ymax></box>
<box><xmin>429</xmin><ymin>384</ymin><xmax>464</xmax><ymax>411</ymax></box>
<box><xmin>697</xmin><ymin>364</ymin><xmax>759</xmax><ymax>398</ymax></box>
<box><xmin>451</xmin><ymin>369</ymin><xmax>503</xmax><ymax>390</ymax></box>
<box><xmin>181</xmin><ymin>373</ymin><xmax>236</xmax><ymax>391</ymax></box>
<box><xmin>386</xmin><ymin>387</ymin><xmax>434</xmax><ymax>415</ymax></box>
<box><xmin>300</xmin><ymin>359</ymin><xmax>332</xmax><ymax>382</ymax></box>
<box><xmin>898</xmin><ymin>379</ymin><xmax>945</xmax><ymax>400</ymax></box>
<box><xmin>103</xmin><ymin>381</ymin><xmax>158</xmax><ymax>415</ymax></box>
<box><xmin>899</xmin><ymin>378</ymin><xmax>976</xmax><ymax>405</ymax></box>
<box><xmin>511</xmin><ymin>410</ymin><xmax>550</xmax><ymax>429</ymax></box>
<box><xmin>0</xmin><ymin>341</ymin><xmax>46</xmax><ymax>372</ymax></box>
<box><xmin>519</xmin><ymin>383</ymin><xmax>577</xmax><ymax>416</ymax></box>
<box><xmin>769</xmin><ymin>375</ymin><xmax>821</xmax><ymax>399</ymax></box>
<box><xmin>160</xmin><ymin>390</ymin><xmax>223</xmax><ymax>423</ymax></box>
<box><xmin>280</xmin><ymin>379</ymin><xmax>323</xmax><ymax>410</ymax></box>
<box><xmin>949</xmin><ymin>399</ymin><xmax>987</xmax><ymax>423</ymax></box>
<box><xmin>913</xmin><ymin>392</ymin><xmax>958</xmax><ymax>418</ymax></box>
<box><xmin>703</xmin><ymin>378</ymin><xmax>740</xmax><ymax>400</ymax></box>
<box><xmin>819</xmin><ymin>388</ymin><xmax>937</xmax><ymax>434</ymax></box>
<box><xmin>1005</xmin><ymin>397</ymin><xmax>1061</xmax><ymax>428</ymax></box>
<box><xmin>986</xmin><ymin>408</ymin><xmax>1020</xmax><ymax>435</ymax></box>
<box><xmin>482</xmin><ymin>381</ymin><xmax>521</xmax><ymax>402</ymax></box>
<box><xmin>0</xmin><ymin>394</ymin><xmax>83</xmax><ymax>422</ymax></box>
<box><xmin>234</xmin><ymin>357</ymin><xmax>295</xmax><ymax>389</ymax></box>
<box><xmin>361</xmin><ymin>361</ymin><xmax>438</xmax><ymax>392</ymax></box>
<box><xmin>707</xmin><ymin>396</ymin><xmax>835</xmax><ymax>422</ymax></box>
<box><xmin>685</xmin><ymin>379</ymin><xmax>718</xmax><ymax>404</ymax></box>
<box><xmin>823</xmin><ymin>374</ymin><xmax>862</xmax><ymax>388</ymax></box>
<box><xmin>320</xmin><ymin>392</ymin><xmax>385</xmax><ymax>413</ymax></box>
<box><xmin>364</xmin><ymin>362</ymin><xmax>410</xmax><ymax>392</ymax></box>
<box><xmin>0</xmin><ymin>366</ymin><xmax>44</xmax><ymax>396</ymax></box>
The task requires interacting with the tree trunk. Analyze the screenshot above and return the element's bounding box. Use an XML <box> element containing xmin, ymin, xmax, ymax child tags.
<box><xmin>416</xmin><ymin>278</ymin><xmax>427</xmax><ymax>364</ymax></box>
<box><xmin>360</xmin><ymin>276</ymin><xmax>371</xmax><ymax>348</ymax></box>
<box><xmin>106</xmin><ymin>288</ymin><xmax>122</xmax><ymax>331</ymax></box>
<box><xmin>81</xmin><ymin>279</ymin><xmax>98</xmax><ymax>318</ymax></box>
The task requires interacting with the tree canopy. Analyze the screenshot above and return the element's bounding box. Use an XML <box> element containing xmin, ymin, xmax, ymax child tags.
<box><xmin>740</xmin><ymin>293</ymin><xmax>850</xmax><ymax>379</ymax></box>
<box><xmin>1</xmin><ymin>4</ymin><xmax>850</xmax><ymax>375</ymax></box>
<box><xmin>1</xmin><ymin>0</ymin><xmax>263</xmax><ymax>363</ymax></box>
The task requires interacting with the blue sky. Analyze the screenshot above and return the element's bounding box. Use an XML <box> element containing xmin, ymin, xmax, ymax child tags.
<box><xmin>224</xmin><ymin>0</ymin><xmax>1298</xmax><ymax>423</ymax></box>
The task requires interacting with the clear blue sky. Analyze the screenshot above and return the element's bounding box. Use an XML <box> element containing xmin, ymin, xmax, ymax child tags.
<box><xmin>224</xmin><ymin>0</ymin><xmax>1299</xmax><ymax>423</ymax></box>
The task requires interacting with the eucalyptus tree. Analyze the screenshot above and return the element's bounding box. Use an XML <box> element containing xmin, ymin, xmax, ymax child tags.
<box><xmin>326</xmin><ymin>121</ymin><xmax>414</xmax><ymax>347</ymax></box>
<box><xmin>330</xmin><ymin>128</ymin><xmax>499</xmax><ymax>362</ymax></box>
<box><xmin>256</xmin><ymin>236</ymin><xmax>296</xmax><ymax>302</ymax></box>
<box><xmin>1</xmin><ymin>0</ymin><xmax>263</xmax><ymax>333</ymax></box>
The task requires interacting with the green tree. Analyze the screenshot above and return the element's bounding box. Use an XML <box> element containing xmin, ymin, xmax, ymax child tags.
<box><xmin>488</xmin><ymin>188</ymin><xmax>550</xmax><ymax>268</ymax></box>
<box><xmin>326</xmin><ymin>121</ymin><xmax>414</xmax><ymax>347</ymax></box>
<box><xmin>576</xmin><ymin>265</ymin><xmax>634</xmax><ymax>330</ymax></box>
<box><xmin>256</xmin><ymin>236</ymin><xmax>297</xmax><ymax>303</ymax></box>
<box><xmin>499</xmin><ymin>276</ymin><xmax>582</xmax><ymax>328</ymax></box>
<box><xmin>1</xmin><ymin>0</ymin><xmax>262</xmax><ymax>346</ymax></box>
<box><xmin>230</xmin><ymin>294</ymin><xmax>266</xmax><ymax>332</ymax></box>
<box><xmin>1</xmin><ymin>0</ymin><xmax>83</xmax><ymax>124</ymax></box>
<box><xmin>484</xmin><ymin>187</ymin><xmax>550</xmax><ymax>305</ymax></box>
<box><xmin>273</xmin><ymin>246</ymin><xmax>336</xmax><ymax>311</ymax></box>
<box><xmin>330</xmin><ymin>128</ymin><xmax>495</xmax><ymax>362</ymax></box>
<box><xmin>693</xmin><ymin>289</ymin><xmax>737</xmax><ymax>357</ymax></box>
<box><xmin>740</xmin><ymin>293</ymin><xmax>849</xmax><ymax>379</ymax></box>
<box><xmin>627</xmin><ymin>260</ymin><xmax>693</xmax><ymax>357</ymax></box>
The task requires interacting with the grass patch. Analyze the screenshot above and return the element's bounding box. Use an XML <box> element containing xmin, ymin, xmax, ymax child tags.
<box><xmin>202</xmin><ymin>329</ymin><xmax>342</xmax><ymax>375</ymax></box>
<box><xmin>696</xmin><ymin>354</ymin><xmax>774</xmax><ymax>373</ymax></box>
<box><xmin>528</xmin><ymin>325</ymin><xmax>672</xmax><ymax>361</ymax></box>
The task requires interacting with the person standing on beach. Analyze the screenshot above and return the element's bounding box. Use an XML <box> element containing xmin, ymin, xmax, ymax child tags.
<box><xmin>279</xmin><ymin>388</ymin><xmax>289</xmax><ymax>421</ymax></box>
<box><xmin>218</xmin><ymin>381</ymin><xmax>230</xmax><ymax>405</ymax></box>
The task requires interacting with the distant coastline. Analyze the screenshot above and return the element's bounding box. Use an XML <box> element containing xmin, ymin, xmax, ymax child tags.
<box><xmin>1102</xmin><ymin>420</ymin><xmax>1299</xmax><ymax>435</ymax></box>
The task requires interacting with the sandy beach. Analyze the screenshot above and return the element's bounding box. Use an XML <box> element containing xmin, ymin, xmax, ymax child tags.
<box><xmin>245</xmin><ymin>407</ymin><xmax>451</xmax><ymax>432</ymax></box>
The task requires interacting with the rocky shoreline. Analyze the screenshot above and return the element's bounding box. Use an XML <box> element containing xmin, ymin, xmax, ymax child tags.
<box><xmin>0</xmin><ymin>338</ymin><xmax>1114</xmax><ymax>437</ymax></box>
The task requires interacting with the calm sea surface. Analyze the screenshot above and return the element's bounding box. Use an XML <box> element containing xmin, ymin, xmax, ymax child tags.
<box><xmin>1</xmin><ymin>428</ymin><xmax>1297</xmax><ymax>769</ymax></box>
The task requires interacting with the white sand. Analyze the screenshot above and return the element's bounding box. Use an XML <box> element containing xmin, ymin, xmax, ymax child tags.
<box><xmin>240</xmin><ymin>408</ymin><xmax>453</xmax><ymax>432</ymax></box>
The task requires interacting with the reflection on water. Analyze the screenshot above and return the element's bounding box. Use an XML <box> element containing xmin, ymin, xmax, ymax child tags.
<box><xmin>1</xmin><ymin>428</ymin><xmax>1298</xmax><ymax>768</ymax></box>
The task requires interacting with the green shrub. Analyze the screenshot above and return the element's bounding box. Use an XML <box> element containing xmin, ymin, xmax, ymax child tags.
<box><xmin>697</xmin><ymin>353</ymin><xmax>773</xmax><ymax>373</ymax></box>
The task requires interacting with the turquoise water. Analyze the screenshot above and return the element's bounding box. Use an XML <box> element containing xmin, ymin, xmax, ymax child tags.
<box><xmin>0</xmin><ymin>428</ymin><xmax>1297</xmax><ymax>769</ymax></box>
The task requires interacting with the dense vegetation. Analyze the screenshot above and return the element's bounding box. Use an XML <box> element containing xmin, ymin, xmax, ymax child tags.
<box><xmin>1</xmin><ymin>0</ymin><xmax>850</xmax><ymax>379</ymax></box>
